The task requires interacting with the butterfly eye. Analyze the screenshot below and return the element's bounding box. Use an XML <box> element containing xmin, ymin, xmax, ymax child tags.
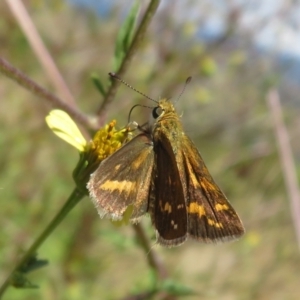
<box><xmin>152</xmin><ymin>106</ymin><xmax>164</xmax><ymax>119</ymax></box>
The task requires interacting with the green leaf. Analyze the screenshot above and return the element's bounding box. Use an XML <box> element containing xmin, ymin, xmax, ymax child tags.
<box><xmin>113</xmin><ymin>0</ymin><xmax>140</xmax><ymax>71</ymax></box>
<box><xmin>8</xmin><ymin>253</ymin><xmax>48</xmax><ymax>289</ymax></box>
<box><xmin>159</xmin><ymin>279</ymin><xmax>197</xmax><ymax>297</ymax></box>
<box><xmin>19</xmin><ymin>253</ymin><xmax>48</xmax><ymax>274</ymax></box>
<box><xmin>91</xmin><ymin>73</ymin><xmax>107</xmax><ymax>97</ymax></box>
<box><xmin>10</xmin><ymin>272</ymin><xmax>39</xmax><ymax>289</ymax></box>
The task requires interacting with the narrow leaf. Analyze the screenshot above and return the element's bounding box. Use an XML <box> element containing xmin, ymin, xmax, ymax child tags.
<box><xmin>113</xmin><ymin>1</ymin><xmax>140</xmax><ymax>70</ymax></box>
<box><xmin>91</xmin><ymin>73</ymin><xmax>107</xmax><ymax>97</ymax></box>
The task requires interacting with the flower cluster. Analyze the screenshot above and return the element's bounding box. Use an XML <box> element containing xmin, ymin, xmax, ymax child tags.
<box><xmin>46</xmin><ymin>110</ymin><xmax>132</xmax><ymax>193</ymax></box>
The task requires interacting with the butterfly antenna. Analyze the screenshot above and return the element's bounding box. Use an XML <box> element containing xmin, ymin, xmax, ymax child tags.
<box><xmin>127</xmin><ymin>103</ymin><xmax>153</xmax><ymax>123</ymax></box>
<box><xmin>109</xmin><ymin>72</ymin><xmax>158</xmax><ymax>104</ymax></box>
<box><xmin>175</xmin><ymin>76</ymin><xmax>192</xmax><ymax>103</ymax></box>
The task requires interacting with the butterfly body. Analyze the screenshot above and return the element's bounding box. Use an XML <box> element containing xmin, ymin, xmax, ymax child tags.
<box><xmin>88</xmin><ymin>98</ymin><xmax>244</xmax><ymax>247</ymax></box>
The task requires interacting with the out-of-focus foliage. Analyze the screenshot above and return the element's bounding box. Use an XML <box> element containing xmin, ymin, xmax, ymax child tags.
<box><xmin>113</xmin><ymin>0</ymin><xmax>139</xmax><ymax>71</ymax></box>
<box><xmin>1</xmin><ymin>1</ymin><xmax>300</xmax><ymax>299</ymax></box>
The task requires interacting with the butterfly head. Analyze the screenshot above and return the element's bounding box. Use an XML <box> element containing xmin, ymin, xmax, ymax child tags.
<box><xmin>152</xmin><ymin>99</ymin><xmax>177</xmax><ymax>121</ymax></box>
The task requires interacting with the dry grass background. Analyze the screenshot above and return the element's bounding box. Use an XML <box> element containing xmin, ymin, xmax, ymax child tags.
<box><xmin>1</xmin><ymin>1</ymin><xmax>300</xmax><ymax>299</ymax></box>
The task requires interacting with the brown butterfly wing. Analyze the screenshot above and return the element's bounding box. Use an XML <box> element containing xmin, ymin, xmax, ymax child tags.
<box><xmin>149</xmin><ymin>133</ymin><xmax>188</xmax><ymax>246</ymax></box>
<box><xmin>180</xmin><ymin>135</ymin><xmax>244</xmax><ymax>242</ymax></box>
<box><xmin>87</xmin><ymin>133</ymin><xmax>154</xmax><ymax>222</ymax></box>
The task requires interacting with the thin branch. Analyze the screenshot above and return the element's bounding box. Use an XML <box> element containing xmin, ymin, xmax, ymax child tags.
<box><xmin>120</xmin><ymin>291</ymin><xmax>155</xmax><ymax>300</ymax></box>
<box><xmin>132</xmin><ymin>223</ymin><xmax>168</xmax><ymax>280</ymax></box>
<box><xmin>0</xmin><ymin>57</ymin><xmax>96</xmax><ymax>129</ymax></box>
<box><xmin>121</xmin><ymin>291</ymin><xmax>176</xmax><ymax>300</ymax></box>
<box><xmin>267</xmin><ymin>88</ymin><xmax>300</xmax><ymax>250</ymax></box>
<box><xmin>97</xmin><ymin>0</ymin><xmax>160</xmax><ymax>116</ymax></box>
<box><xmin>0</xmin><ymin>188</ymin><xmax>85</xmax><ymax>296</ymax></box>
<box><xmin>5</xmin><ymin>0</ymin><xmax>76</xmax><ymax>106</ymax></box>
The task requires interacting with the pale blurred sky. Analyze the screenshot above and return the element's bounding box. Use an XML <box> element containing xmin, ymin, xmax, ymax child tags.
<box><xmin>68</xmin><ymin>0</ymin><xmax>300</xmax><ymax>58</ymax></box>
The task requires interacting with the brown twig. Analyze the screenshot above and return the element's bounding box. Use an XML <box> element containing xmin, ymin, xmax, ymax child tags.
<box><xmin>0</xmin><ymin>57</ymin><xmax>96</xmax><ymax>129</ymax></box>
<box><xmin>121</xmin><ymin>291</ymin><xmax>176</xmax><ymax>300</ymax></box>
<box><xmin>97</xmin><ymin>0</ymin><xmax>160</xmax><ymax>117</ymax></box>
<box><xmin>5</xmin><ymin>0</ymin><xmax>76</xmax><ymax>106</ymax></box>
<box><xmin>120</xmin><ymin>291</ymin><xmax>155</xmax><ymax>300</ymax></box>
<box><xmin>132</xmin><ymin>223</ymin><xmax>168</xmax><ymax>280</ymax></box>
<box><xmin>267</xmin><ymin>88</ymin><xmax>300</xmax><ymax>249</ymax></box>
<box><xmin>120</xmin><ymin>224</ymin><xmax>177</xmax><ymax>300</ymax></box>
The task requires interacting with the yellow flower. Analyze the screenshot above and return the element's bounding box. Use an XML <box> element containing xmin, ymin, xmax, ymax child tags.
<box><xmin>45</xmin><ymin>109</ymin><xmax>132</xmax><ymax>160</ymax></box>
<box><xmin>90</xmin><ymin>119</ymin><xmax>132</xmax><ymax>162</ymax></box>
<box><xmin>45</xmin><ymin>109</ymin><xmax>133</xmax><ymax>193</ymax></box>
<box><xmin>45</xmin><ymin>110</ymin><xmax>87</xmax><ymax>152</ymax></box>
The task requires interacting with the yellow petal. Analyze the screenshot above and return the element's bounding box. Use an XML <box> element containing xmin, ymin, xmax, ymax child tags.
<box><xmin>45</xmin><ymin>110</ymin><xmax>87</xmax><ymax>152</ymax></box>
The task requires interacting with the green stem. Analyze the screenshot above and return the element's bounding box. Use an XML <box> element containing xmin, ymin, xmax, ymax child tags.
<box><xmin>0</xmin><ymin>188</ymin><xmax>85</xmax><ymax>297</ymax></box>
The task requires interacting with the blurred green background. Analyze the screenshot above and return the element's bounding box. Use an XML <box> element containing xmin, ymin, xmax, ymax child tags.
<box><xmin>1</xmin><ymin>1</ymin><xmax>300</xmax><ymax>299</ymax></box>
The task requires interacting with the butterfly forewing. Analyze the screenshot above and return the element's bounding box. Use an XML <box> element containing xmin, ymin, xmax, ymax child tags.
<box><xmin>182</xmin><ymin>136</ymin><xmax>245</xmax><ymax>242</ymax></box>
<box><xmin>88</xmin><ymin>133</ymin><xmax>154</xmax><ymax>221</ymax></box>
<box><xmin>149</xmin><ymin>134</ymin><xmax>188</xmax><ymax>246</ymax></box>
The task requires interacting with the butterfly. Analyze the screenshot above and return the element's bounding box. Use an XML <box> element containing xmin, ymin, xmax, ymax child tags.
<box><xmin>87</xmin><ymin>75</ymin><xmax>244</xmax><ymax>247</ymax></box>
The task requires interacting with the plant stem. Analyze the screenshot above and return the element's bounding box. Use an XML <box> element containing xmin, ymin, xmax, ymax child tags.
<box><xmin>97</xmin><ymin>0</ymin><xmax>161</xmax><ymax>115</ymax></box>
<box><xmin>6</xmin><ymin>0</ymin><xmax>76</xmax><ymax>106</ymax></box>
<box><xmin>0</xmin><ymin>57</ymin><xmax>96</xmax><ymax>129</ymax></box>
<box><xmin>0</xmin><ymin>188</ymin><xmax>85</xmax><ymax>297</ymax></box>
<box><xmin>267</xmin><ymin>89</ymin><xmax>300</xmax><ymax>250</ymax></box>
<box><xmin>132</xmin><ymin>224</ymin><xmax>168</xmax><ymax>280</ymax></box>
